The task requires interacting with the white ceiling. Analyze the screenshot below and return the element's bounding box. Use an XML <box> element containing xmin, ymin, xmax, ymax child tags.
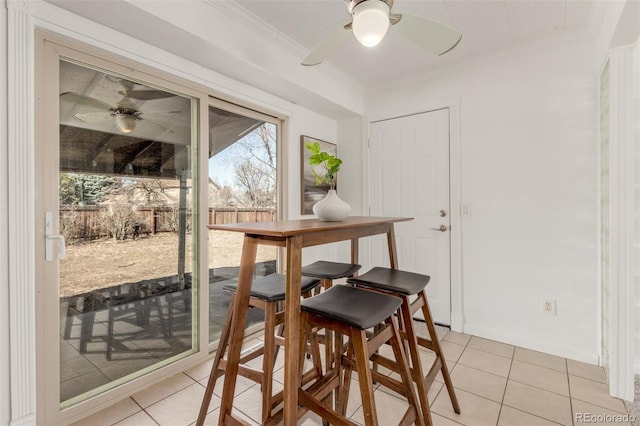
<box><xmin>234</xmin><ymin>0</ymin><xmax>598</xmax><ymax>86</ymax></box>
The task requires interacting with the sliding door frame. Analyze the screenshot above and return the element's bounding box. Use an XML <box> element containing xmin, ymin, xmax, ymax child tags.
<box><xmin>35</xmin><ymin>33</ymin><xmax>210</xmax><ymax>425</ymax></box>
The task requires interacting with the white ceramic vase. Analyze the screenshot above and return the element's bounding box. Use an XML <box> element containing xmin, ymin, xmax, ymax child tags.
<box><xmin>313</xmin><ymin>189</ymin><xmax>351</xmax><ymax>221</ymax></box>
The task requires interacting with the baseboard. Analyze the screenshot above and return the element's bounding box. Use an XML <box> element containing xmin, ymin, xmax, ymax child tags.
<box><xmin>463</xmin><ymin>324</ymin><xmax>599</xmax><ymax>365</ymax></box>
<box><xmin>450</xmin><ymin>312</ymin><xmax>463</xmax><ymax>333</ymax></box>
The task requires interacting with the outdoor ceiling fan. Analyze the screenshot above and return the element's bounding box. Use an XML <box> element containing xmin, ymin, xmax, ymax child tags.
<box><xmin>60</xmin><ymin>78</ymin><xmax>179</xmax><ymax>134</ymax></box>
<box><xmin>302</xmin><ymin>0</ymin><xmax>462</xmax><ymax>66</ymax></box>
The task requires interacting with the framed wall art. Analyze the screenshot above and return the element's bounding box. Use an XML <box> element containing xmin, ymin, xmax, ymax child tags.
<box><xmin>300</xmin><ymin>135</ymin><xmax>336</xmax><ymax>215</ymax></box>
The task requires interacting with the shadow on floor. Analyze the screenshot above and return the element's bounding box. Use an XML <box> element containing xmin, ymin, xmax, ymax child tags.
<box><xmin>59</xmin><ymin>261</ymin><xmax>275</xmax><ymax>402</ymax></box>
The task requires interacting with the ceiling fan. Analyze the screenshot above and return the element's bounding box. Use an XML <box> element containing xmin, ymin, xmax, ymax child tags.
<box><xmin>302</xmin><ymin>0</ymin><xmax>462</xmax><ymax>66</ymax></box>
<box><xmin>60</xmin><ymin>79</ymin><xmax>179</xmax><ymax>134</ymax></box>
<box><xmin>106</xmin><ymin>76</ymin><xmax>178</xmax><ymax>101</ymax></box>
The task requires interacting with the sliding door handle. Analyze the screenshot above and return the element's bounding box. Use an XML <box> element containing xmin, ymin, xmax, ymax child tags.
<box><xmin>45</xmin><ymin>212</ymin><xmax>66</xmax><ymax>261</ymax></box>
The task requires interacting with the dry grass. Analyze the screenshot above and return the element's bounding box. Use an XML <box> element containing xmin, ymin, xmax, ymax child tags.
<box><xmin>59</xmin><ymin>230</ymin><xmax>276</xmax><ymax>297</ymax></box>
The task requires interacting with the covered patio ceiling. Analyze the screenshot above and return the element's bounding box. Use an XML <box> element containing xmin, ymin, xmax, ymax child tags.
<box><xmin>59</xmin><ymin>60</ymin><xmax>262</xmax><ymax>179</ymax></box>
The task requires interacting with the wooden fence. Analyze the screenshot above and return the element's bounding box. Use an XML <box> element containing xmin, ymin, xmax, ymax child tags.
<box><xmin>60</xmin><ymin>206</ymin><xmax>276</xmax><ymax>241</ymax></box>
<box><xmin>208</xmin><ymin>208</ymin><xmax>276</xmax><ymax>225</ymax></box>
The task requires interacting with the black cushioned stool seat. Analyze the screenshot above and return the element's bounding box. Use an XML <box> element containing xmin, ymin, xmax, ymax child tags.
<box><xmin>347</xmin><ymin>267</ymin><xmax>461</xmax><ymax>426</ymax></box>
<box><xmin>223</xmin><ymin>274</ymin><xmax>321</xmax><ymax>302</ymax></box>
<box><xmin>301</xmin><ymin>261</ymin><xmax>362</xmax><ymax>281</ymax></box>
<box><xmin>197</xmin><ymin>274</ymin><xmax>322</xmax><ymax>425</ymax></box>
<box><xmin>347</xmin><ymin>267</ymin><xmax>429</xmax><ymax>295</ymax></box>
<box><xmin>301</xmin><ymin>284</ymin><xmax>400</xmax><ymax>329</ymax></box>
<box><xmin>297</xmin><ymin>285</ymin><xmax>424</xmax><ymax>426</ymax></box>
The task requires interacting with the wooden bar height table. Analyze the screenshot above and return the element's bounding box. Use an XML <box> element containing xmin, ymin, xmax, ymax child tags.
<box><xmin>208</xmin><ymin>216</ymin><xmax>412</xmax><ymax>425</ymax></box>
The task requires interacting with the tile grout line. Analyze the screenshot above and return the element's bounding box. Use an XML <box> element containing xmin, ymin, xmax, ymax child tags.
<box><xmin>495</xmin><ymin>346</ymin><xmax>515</xmax><ymax>426</ymax></box>
<box><xmin>500</xmin><ymin>351</ymin><xmax>571</xmax><ymax>426</ymax></box>
<box><xmin>567</xmin><ymin>357</ymin><xmax>575</xmax><ymax>426</ymax></box>
<box><xmin>438</xmin><ymin>331</ymin><xmax>471</xmax><ymax>425</ymax></box>
<box><xmin>506</xmin><ymin>375</ymin><xmax>570</xmax><ymax>399</ymax></box>
<box><xmin>111</xmin><ymin>397</ymin><xmax>161</xmax><ymax>426</ymax></box>
<box><xmin>567</xmin><ymin>369</ymin><xmax>630</xmax><ymax>416</ymax></box>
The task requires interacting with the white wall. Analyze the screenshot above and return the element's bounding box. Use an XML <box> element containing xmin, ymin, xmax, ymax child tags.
<box><xmin>337</xmin><ymin>117</ymin><xmax>365</xmax><ymax>217</ymax></box>
<box><xmin>366</xmin><ymin>33</ymin><xmax>600</xmax><ymax>363</ymax></box>
<box><xmin>0</xmin><ymin>2</ymin><xmax>10</xmax><ymax>425</ymax></box>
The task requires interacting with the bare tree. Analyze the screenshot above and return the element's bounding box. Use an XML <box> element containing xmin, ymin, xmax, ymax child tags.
<box><xmin>237</xmin><ymin>125</ymin><xmax>276</xmax><ymax>178</ymax></box>
<box><xmin>231</xmin><ymin>124</ymin><xmax>277</xmax><ymax>208</ymax></box>
<box><xmin>209</xmin><ymin>178</ymin><xmax>237</xmax><ymax>207</ymax></box>
<box><xmin>234</xmin><ymin>160</ymin><xmax>272</xmax><ymax>207</ymax></box>
<box><xmin>132</xmin><ymin>179</ymin><xmax>174</xmax><ymax>205</ymax></box>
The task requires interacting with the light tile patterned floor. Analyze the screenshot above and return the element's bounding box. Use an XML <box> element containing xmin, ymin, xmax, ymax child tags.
<box><xmin>72</xmin><ymin>332</ymin><xmax>633</xmax><ymax>426</ymax></box>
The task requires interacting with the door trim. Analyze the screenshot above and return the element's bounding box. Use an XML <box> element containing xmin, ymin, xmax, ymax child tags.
<box><xmin>603</xmin><ymin>47</ymin><xmax>637</xmax><ymax>401</ymax></box>
<box><xmin>8</xmin><ymin>3</ymin><xmax>37</xmax><ymax>425</ymax></box>
<box><xmin>365</xmin><ymin>97</ymin><xmax>463</xmax><ymax>332</ymax></box>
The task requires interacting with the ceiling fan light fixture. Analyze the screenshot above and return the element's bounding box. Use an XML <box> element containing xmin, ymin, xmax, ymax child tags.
<box><xmin>352</xmin><ymin>0</ymin><xmax>390</xmax><ymax>47</ymax></box>
<box><xmin>115</xmin><ymin>113</ymin><xmax>136</xmax><ymax>134</ymax></box>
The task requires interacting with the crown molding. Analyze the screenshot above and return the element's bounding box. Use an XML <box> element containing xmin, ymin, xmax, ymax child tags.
<box><xmin>202</xmin><ymin>0</ymin><xmax>307</xmax><ymax>56</ymax></box>
<box><xmin>200</xmin><ymin>0</ymin><xmax>363</xmax><ymax>92</ymax></box>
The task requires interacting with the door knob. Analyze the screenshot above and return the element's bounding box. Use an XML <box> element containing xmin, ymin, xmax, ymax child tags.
<box><xmin>431</xmin><ymin>224</ymin><xmax>448</xmax><ymax>232</ymax></box>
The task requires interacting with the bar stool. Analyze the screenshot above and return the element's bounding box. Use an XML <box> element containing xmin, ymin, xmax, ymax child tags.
<box><xmin>301</xmin><ymin>261</ymin><xmax>361</xmax><ymax>371</ymax></box>
<box><xmin>298</xmin><ymin>285</ymin><xmax>424</xmax><ymax>426</ymax></box>
<box><xmin>197</xmin><ymin>274</ymin><xmax>323</xmax><ymax>425</ymax></box>
<box><xmin>347</xmin><ymin>267</ymin><xmax>461</xmax><ymax>425</ymax></box>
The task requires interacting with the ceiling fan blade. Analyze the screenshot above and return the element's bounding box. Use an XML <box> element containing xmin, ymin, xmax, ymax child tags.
<box><xmin>60</xmin><ymin>92</ymin><xmax>114</xmax><ymax>110</ymax></box>
<box><xmin>139</xmin><ymin>117</ymin><xmax>175</xmax><ymax>134</ymax></box>
<box><xmin>125</xmin><ymin>90</ymin><xmax>177</xmax><ymax>101</ymax></box>
<box><xmin>301</xmin><ymin>23</ymin><xmax>352</xmax><ymax>66</ymax></box>
<box><xmin>73</xmin><ymin>111</ymin><xmax>113</xmax><ymax>123</ymax></box>
<box><xmin>393</xmin><ymin>13</ymin><xmax>462</xmax><ymax>56</ymax></box>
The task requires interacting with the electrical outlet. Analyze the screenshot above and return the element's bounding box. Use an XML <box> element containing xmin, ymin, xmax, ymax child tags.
<box><xmin>543</xmin><ymin>298</ymin><xmax>556</xmax><ymax>315</ymax></box>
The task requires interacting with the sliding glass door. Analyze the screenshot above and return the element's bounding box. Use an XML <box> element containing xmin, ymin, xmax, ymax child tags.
<box><xmin>207</xmin><ymin>101</ymin><xmax>280</xmax><ymax>343</ymax></box>
<box><xmin>36</xmin><ymin>38</ymin><xmax>202</xmax><ymax>424</ymax></box>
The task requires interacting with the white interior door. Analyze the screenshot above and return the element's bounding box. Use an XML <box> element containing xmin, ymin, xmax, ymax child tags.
<box><xmin>369</xmin><ymin>109</ymin><xmax>451</xmax><ymax>325</ymax></box>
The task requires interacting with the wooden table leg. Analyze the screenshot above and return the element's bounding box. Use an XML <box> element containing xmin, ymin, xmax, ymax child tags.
<box><xmin>217</xmin><ymin>235</ymin><xmax>258</xmax><ymax>425</ymax></box>
<box><xmin>386</xmin><ymin>224</ymin><xmax>398</xmax><ymax>269</ymax></box>
<box><xmin>350</xmin><ymin>238</ymin><xmax>359</xmax><ymax>273</ymax></box>
<box><xmin>283</xmin><ymin>235</ymin><xmax>302</xmax><ymax>426</ymax></box>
